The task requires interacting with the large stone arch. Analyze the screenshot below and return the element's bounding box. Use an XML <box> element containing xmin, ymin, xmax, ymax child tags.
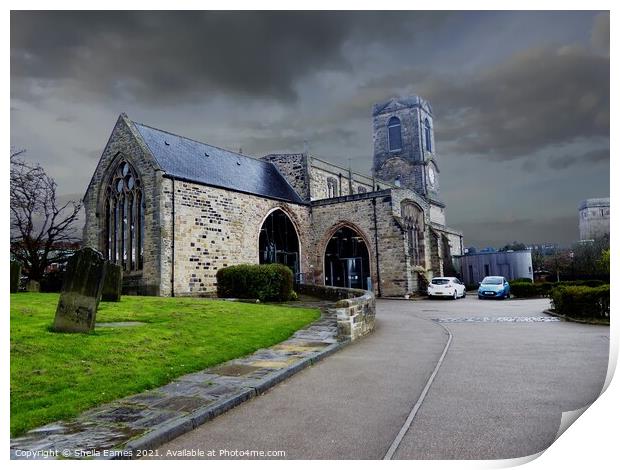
<box><xmin>319</xmin><ymin>221</ymin><xmax>376</xmax><ymax>291</ymax></box>
<box><xmin>257</xmin><ymin>206</ymin><xmax>302</xmax><ymax>278</ymax></box>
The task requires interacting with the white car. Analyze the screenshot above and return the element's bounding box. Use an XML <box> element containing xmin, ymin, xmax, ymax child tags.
<box><xmin>427</xmin><ymin>277</ymin><xmax>466</xmax><ymax>299</ymax></box>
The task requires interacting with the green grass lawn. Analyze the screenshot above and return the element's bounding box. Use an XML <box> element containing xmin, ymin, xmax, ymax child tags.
<box><xmin>10</xmin><ymin>293</ymin><xmax>320</xmax><ymax>437</ymax></box>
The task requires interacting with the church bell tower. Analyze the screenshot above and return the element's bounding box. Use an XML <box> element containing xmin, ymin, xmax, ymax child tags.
<box><xmin>372</xmin><ymin>96</ymin><xmax>441</xmax><ymax>202</ymax></box>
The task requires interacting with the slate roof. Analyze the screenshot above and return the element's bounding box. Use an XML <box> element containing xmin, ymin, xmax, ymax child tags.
<box><xmin>132</xmin><ymin>121</ymin><xmax>304</xmax><ymax>204</ymax></box>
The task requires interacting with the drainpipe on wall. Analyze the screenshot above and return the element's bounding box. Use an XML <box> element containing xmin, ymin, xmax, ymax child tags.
<box><xmin>372</xmin><ymin>197</ymin><xmax>382</xmax><ymax>297</ymax></box>
<box><xmin>171</xmin><ymin>177</ymin><xmax>175</xmax><ymax>297</ymax></box>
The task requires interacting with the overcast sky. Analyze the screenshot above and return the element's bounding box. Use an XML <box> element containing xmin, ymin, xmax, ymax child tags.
<box><xmin>10</xmin><ymin>11</ymin><xmax>609</xmax><ymax>247</ymax></box>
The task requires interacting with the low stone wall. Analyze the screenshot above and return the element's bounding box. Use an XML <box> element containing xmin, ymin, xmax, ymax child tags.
<box><xmin>298</xmin><ymin>284</ymin><xmax>376</xmax><ymax>342</ymax></box>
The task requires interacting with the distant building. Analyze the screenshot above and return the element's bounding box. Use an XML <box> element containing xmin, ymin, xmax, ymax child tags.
<box><xmin>453</xmin><ymin>250</ymin><xmax>533</xmax><ymax>285</ymax></box>
<box><xmin>579</xmin><ymin>198</ymin><xmax>610</xmax><ymax>241</ymax></box>
<box><xmin>527</xmin><ymin>243</ymin><xmax>560</xmax><ymax>254</ymax></box>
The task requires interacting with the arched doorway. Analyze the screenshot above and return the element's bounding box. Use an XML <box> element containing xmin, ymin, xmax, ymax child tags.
<box><xmin>259</xmin><ymin>209</ymin><xmax>300</xmax><ymax>277</ymax></box>
<box><xmin>324</xmin><ymin>226</ymin><xmax>371</xmax><ymax>290</ymax></box>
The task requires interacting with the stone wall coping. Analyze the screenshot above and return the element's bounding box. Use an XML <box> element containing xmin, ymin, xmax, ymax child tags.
<box><xmin>298</xmin><ymin>283</ymin><xmax>372</xmax><ymax>301</ymax></box>
<box><xmin>335</xmin><ymin>291</ymin><xmax>374</xmax><ymax>308</ymax></box>
<box><xmin>310</xmin><ymin>189</ymin><xmax>392</xmax><ymax>206</ymax></box>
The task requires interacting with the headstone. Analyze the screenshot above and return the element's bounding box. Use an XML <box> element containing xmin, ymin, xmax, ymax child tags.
<box><xmin>53</xmin><ymin>247</ymin><xmax>107</xmax><ymax>333</ymax></box>
<box><xmin>26</xmin><ymin>279</ymin><xmax>40</xmax><ymax>292</ymax></box>
<box><xmin>10</xmin><ymin>261</ymin><xmax>21</xmax><ymax>293</ymax></box>
<box><xmin>101</xmin><ymin>262</ymin><xmax>123</xmax><ymax>302</ymax></box>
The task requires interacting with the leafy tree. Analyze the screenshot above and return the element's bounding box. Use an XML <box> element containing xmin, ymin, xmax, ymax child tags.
<box><xmin>571</xmin><ymin>235</ymin><xmax>610</xmax><ymax>278</ymax></box>
<box><xmin>531</xmin><ymin>248</ymin><xmax>546</xmax><ymax>273</ymax></box>
<box><xmin>598</xmin><ymin>249</ymin><xmax>610</xmax><ymax>274</ymax></box>
<box><xmin>10</xmin><ymin>150</ymin><xmax>82</xmax><ymax>282</ymax></box>
<box><xmin>499</xmin><ymin>241</ymin><xmax>527</xmax><ymax>252</ymax></box>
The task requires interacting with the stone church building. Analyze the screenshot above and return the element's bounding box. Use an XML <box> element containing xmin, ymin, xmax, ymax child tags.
<box><xmin>82</xmin><ymin>96</ymin><xmax>463</xmax><ymax>297</ymax></box>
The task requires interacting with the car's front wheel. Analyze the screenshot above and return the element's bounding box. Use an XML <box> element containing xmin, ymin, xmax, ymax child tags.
<box><xmin>453</xmin><ymin>290</ymin><xmax>458</xmax><ymax>300</ymax></box>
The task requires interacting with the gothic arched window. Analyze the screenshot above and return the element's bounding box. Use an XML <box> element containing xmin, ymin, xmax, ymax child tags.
<box><xmin>424</xmin><ymin>118</ymin><xmax>432</xmax><ymax>152</ymax></box>
<box><xmin>103</xmin><ymin>159</ymin><xmax>144</xmax><ymax>271</ymax></box>
<box><xmin>401</xmin><ymin>201</ymin><xmax>425</xmax><ymax>267</ymax></box>
<box><xmin>387</xmin><ymin>117</ymin><xmax>402</xmax><ymax>152</ymax></box>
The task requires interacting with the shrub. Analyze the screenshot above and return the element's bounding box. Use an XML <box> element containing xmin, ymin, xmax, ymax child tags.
<box><xmin>560</xmin><ymin>279</ymin><xmax>606</xmax><ymax>288</ymax></box>
<box><xmin>509</xmin><ymin>279</ymin><xmax>608</xmax><ymax>298</ymax></box>
<box><xmin>513</xmin><ymin>277</ymin><xmax>533</xmax><ymax>283</ymax></box>
<box><xmin>510</xmin><ymin>281</ymin><xmax>539</xmax><ymax>298</ymax></box>
<box><xmin>216</xmin><ymin>264</ymin><xmax>294</xmax><ymax>302</ymax></box>
<box><xmin>550</xmin><ymin>285</ymin><xmax>609</xmax><ymax>321</ymax></box>
<box><xmin>535</xmin><ymin>282</ymin><xmax>556</xmax><ymax>297</ymax></box>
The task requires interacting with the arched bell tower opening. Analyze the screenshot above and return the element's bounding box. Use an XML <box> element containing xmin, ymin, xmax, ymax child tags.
<box><xmin>258</xmin><ymin>209</ymin><xmax>300</xmax><ymax>277</ymax></box>
<box><xmin>324</xmin><ymin>226</ymin><xmax>371</xmax><ymax>290</ymax></box>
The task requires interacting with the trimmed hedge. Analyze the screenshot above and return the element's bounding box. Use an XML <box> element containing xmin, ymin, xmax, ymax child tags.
<box><xmin>510</xmin><ymin>279</ymin><xmax>608</xmax><ymax>298</ymax></box>
<box><xmin>510</xmin><ymin>282</ymin><xmax>539</xmax><ymax>298</ymax></box>
<box><xmin>550</xmin><ymin>285</ymin><xmax>610</xmax><ymax>321</ymax></box>
<box><xmin>216</xmin><ymin>263</ymin><xmax>294</xmax><ymax>302</ymax></box>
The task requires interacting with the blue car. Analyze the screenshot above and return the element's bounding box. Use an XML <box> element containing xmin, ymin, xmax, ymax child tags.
<box><xmin>478</xmin><ymin>276</ymin><xmax>510</xmax><ymax>299</ymax></box>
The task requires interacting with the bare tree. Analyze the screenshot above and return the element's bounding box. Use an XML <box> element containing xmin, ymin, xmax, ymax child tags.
<box><xmin>542</xmin><ymin>247</ymin><xmax>572</xmax><ymax>282</ymax></box>
<box><xmin>10</xmin><ymin>150</ymin><xmax>82</xmax><ymax>282</ymax></box>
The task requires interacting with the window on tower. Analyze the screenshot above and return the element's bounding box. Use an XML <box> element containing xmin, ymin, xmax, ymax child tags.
<box><xmin>424</xmin><ymin>118</ymin><xmax>432</xmax><ymax>152</ymax></box>
<box><xmin>387</xmin><ymin>116</ymin><xmax>402</xmax><ymax>152</ymax></box>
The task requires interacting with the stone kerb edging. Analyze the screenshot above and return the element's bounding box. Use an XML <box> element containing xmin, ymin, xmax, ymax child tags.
<box><xmin>298</xmin><ymin>284</ymin><xmax>376</xmax><ymax>342</ymax></box>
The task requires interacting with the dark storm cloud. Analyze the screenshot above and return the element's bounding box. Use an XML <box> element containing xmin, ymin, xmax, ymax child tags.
<box><xmin>361</xmin><ymin>43</ymin><xmax>609</xmax><ymax>162</ymax></box>
<box><xmin>457</xmin><ymin>215</ymin><xmax>578</xmax><ymax>247</ymax></box>
<box><xmin>10</xmin><ymin>11</ymin><xmax>609</xmax><ymax>248</ymax></box>
<box><xmin>547</xmin><ymin>148</ymin><xmax>608</xmax><ymax>170</ymax></box>
<box><xmin>11</xmin><ymin>11</ymin><xmax>448</xmax><ymax>101</ymax></box>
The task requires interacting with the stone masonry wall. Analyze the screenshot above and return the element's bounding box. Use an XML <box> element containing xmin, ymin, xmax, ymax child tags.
<box><xmin>429</xmin><ymin>202</ymin><xmax>446</xmax><ymax>226</ymax></box>
<box><xmin>579</xmin><ymin>204</ymin><xmax>610</xmax><ymax>240</ymax></box>
<box><xmin>298</xmin><ymin>284</ymin><xmax>376</xmax><ymax>342</ymax></box>
<box><xmin>82</xmin><ymin>114</ymin><xmax>164</xmax><ymax>295</ymax></box>
<box><xmin>311</xmin><ymin>191</ymin><xmax>412</xmax><ymax>297</ymax></box>
<box><xmin>261</xmin><ymin>153</ymin><xmax>310</xmax><ymax>201</ymax></box>
<box><xmin>159</xmin><ymin>180</ymin><xmax>312</xmax><ymax>296</ymax></box>
<box><xmin>333</xmin><ymin>291</ymin><xmax>376</xmax><ymax>341</ymax></box>
<box><xmin>372</xmin><ymin>98</ymin><xmax>441</xmax><ymax>201</ymax></box>
<box><xmin>308</xmin><ymin>158</ymin><xmax>377</xmax><ymax>200</ymax></box>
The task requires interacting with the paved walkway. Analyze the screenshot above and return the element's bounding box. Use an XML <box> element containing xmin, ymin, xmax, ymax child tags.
<box><xmin>10</xmin><ymin>301</ymin><xmax>340</xmax><ymax>460</ymax></box>
<box><xmin>150</xmin><ymin>297</ymin><xmax>609</xmax><ymax>460</ymax></box>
